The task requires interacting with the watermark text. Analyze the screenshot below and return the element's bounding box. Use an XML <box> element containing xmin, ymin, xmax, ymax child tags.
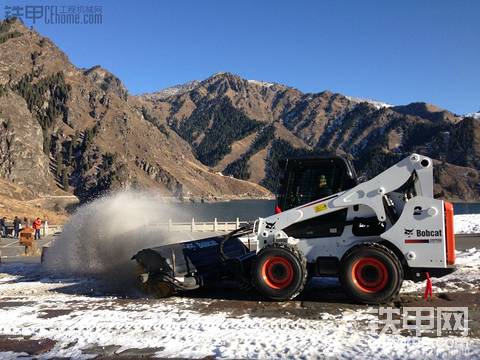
<box><xmin>4</xmin><ymin>5</ymin><xmax>103</xmax><ymax>25</ymax></box>
<box><xmin>367</xmin><ymin>306</ymin><xmax>468</xmax><ymax>337</ymax></box>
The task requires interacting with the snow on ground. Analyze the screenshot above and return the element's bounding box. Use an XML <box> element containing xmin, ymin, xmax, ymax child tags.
<box><xmin>401</xmin><ymin>248</ymin><xmax>480</xmax><ymax>293</ymax></box>
<box><xmin>1</xmin><ymin>250</ymin><xmax>480</xmax><ymax>359</ymax></box>
<box><xmin>455</xmin><ymin>214</ymin><xmax>480</xmax><ymax>234</ymax></box>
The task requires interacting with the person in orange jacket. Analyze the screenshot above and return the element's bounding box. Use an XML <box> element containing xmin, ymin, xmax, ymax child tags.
<box><xmin>33</xmin><ymin>217</ymin><xmax>42</xmax><ymax>240</ymax></box>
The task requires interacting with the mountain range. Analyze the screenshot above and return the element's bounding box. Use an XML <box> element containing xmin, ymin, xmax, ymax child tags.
<box><xmin>0</xmin><ymin>18</ymin><xmax>479</xmax><ymax>219</ymax></box>
<box><xmin>137</xmin><ymin>73</ymin><xmax>480</xmax><ymax>201</ymax></box>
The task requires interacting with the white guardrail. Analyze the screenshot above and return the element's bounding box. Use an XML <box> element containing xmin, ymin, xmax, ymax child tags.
<box><xmin>150</xmin><ymin>218</ymin><xmax>249</xmax><ymax>232</ymax></box>
<box><xmin>43</xmin><ymin>218</ymin><xmax>249</xmax><ymax>235</ymax></box>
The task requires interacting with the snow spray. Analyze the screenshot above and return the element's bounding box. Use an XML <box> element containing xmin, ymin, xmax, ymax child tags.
<box><xmin>42</xmin><ymin>191</ymin><xmax>189</xmax><ymax>294</ymax></box>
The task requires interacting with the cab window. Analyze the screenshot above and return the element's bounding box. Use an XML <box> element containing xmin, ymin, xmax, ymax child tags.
<box><xmin>276</xmin><ymin>158</ymin><xmax>356</xmax><ymax>211</ymax></box>
<box><xmin>285</xmin><ymin>167</ymin><xmax>337</xmax><ymax>209</ymax></box>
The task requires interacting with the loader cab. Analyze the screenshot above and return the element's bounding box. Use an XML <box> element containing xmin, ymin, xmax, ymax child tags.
<box><xmin>276</xmin><ymin>156</ymin><xmax>358</xmax><ymax>211</ymax></box>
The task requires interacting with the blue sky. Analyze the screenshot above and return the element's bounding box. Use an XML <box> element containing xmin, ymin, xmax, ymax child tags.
<box><xmin>3</xmin><ymin>0</ymin><xmax>479</xmax><ymax>114</ymax></box>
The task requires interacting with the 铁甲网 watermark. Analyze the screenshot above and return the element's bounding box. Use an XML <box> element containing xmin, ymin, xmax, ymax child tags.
<box><xmin>367</xmin><ymin>306</ymin><xmax>468</xmax><ymax>336</ymax></box>
<box><xmin>4</xmin><ymin>5</ymin><xmax>102</xmax><ymax>25</ymax></box>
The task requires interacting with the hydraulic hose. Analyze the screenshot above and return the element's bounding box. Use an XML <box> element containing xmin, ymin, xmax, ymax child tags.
<box><xmin>218</xmin><ymin>223</ymin><xmax>254</xmax><ymax>261</ymax></box>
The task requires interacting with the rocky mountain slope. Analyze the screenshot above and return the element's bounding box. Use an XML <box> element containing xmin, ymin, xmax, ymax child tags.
<box><xmin>139</xmin><ymin>73</ymin><xmax>480</xmax><ymax>200</ymax></box>
<box><xmin>0</xmin><ymin>18</ymin><xmax>271</xmax><ymax>209</ymax></box>
<box><xmin>1</xmin><ymin>17</ymin><xmax>479</xmax><ymax>207</ymax></box>
<box><xmin>0</xmin><ymin>178</ymin><xmax>73</xmax><ymax>223</ymax></box>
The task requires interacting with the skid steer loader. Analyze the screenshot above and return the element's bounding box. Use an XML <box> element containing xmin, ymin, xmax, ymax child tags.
<box><xmin>132</xmin><ymin>154</ymin><xmax>456</xmax><ymax>304</ymax></box>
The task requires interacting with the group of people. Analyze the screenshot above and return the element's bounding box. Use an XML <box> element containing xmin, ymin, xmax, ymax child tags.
<box><xmin>0</xmin><ymin>216</ymin><xmax>43</xmax><ymax>240</ymax></box>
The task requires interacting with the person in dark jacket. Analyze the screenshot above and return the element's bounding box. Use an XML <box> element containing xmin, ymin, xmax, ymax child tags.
<box><xmin>13</xmin><ymin>216</ymin><xmax>21</xmax><ymax>238</ymax></box>
<box><xmin>0</xmin><ymin>217</ymin><xmax>6</xmax><ymax>238</ymax></box>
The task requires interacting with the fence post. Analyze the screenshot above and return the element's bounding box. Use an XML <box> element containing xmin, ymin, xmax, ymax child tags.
<box><xmin>168</xmin><ymin>218</ymin><xmax>172</xmax><ymax>232</ymax></box>
<box><xmin>43</xmin><ymin>220</ymin><xmax>48</xmax><ymax>236</ymax></box>
<box><xmin>191</xmin><ymin>218</ymin><xmax>195</xmax><ymax>232</ymax></box>
<box><xmin>236</xmin><ymin>218</ymin><xmax>240</xmax><ymax>230</ymax></box>
<box><xmin>214</xmin><ymin>218</ymin><xmax>218</xmax><ymax>232</ymax></box>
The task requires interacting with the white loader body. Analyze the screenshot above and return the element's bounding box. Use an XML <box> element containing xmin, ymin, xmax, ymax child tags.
<box><xmin>255</xmin><ymin>154</ymin><xmax>455</xmax><ymax>270</ymax></box>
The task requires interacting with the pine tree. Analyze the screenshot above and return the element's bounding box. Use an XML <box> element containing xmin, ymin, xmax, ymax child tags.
<box><xmin>61</xmin><ymin>168</ymin><xmax>69</xmax><ymax>190</ymax></box>
<box><xmin>73</xmin><ymin>130</ymin><xmax>80</xmax><ymax>144</ymax></box>
<box><xmin>43</xmin><ymin>131</ymin><xmax>51</xmax><ymax>155</ymax></box>
<box><xmin>56</xmin><ymin>151</ymin><xmax>63</xmax><ymax>178</ymax></box>
<box><xmin>67</xmin><ymin>141</ymin><xmax>73</xmax><ymax>164</ymax></box>
<box><xmin>83</xmin><ymin>128</ymin><xmax>94</xmax><ymax>150</ymax></box>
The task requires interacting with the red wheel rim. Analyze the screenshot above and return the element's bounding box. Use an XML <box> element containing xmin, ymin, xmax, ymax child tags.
<box><xmin>261</xmin><ymin>256</ymin><xmax>294</xmax><ymax>289</ymax></box>
<box><xmin>351</xmin><ymin>257</ymin><xmax>388</xmax><ymax>293</ymax></box>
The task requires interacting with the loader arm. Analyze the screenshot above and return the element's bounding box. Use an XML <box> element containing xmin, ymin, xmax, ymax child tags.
<box><xmin>255</xmin><ymin>154</ymin><xmax>434</xmax><ymax>250</ymax></box>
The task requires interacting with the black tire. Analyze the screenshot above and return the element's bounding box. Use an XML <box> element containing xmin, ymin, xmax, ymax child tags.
<box><xmin>251</xmin><ymin>244</ymin><xmax>307</xmax><ymax>301</ymax></box>
<box><xmin>340</xmin><ymin>243</ymin><xmax>403</xmax><ymax>304</ymax></box>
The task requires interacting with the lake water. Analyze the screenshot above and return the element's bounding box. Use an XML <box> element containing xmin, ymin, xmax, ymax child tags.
<box><xmin>170</xmin><ymin>200</ymin><xmax>480</xmax><ymax>222</ymax></box>
<box><xmin>454</xmin><ymin>202</ymin><xmax>480</xmax><ymax>215</ymax></box>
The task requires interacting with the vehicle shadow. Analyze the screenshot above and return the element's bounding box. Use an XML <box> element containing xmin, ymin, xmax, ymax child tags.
<box><xmin>177</xmin><ymin>277</ymin><xmax>357</xmax><ymax>305</ymax></box>
<box><xmin>0</xmin><ymin>262</ymin><xmax>358</xmax><ymax>305</ymax></box>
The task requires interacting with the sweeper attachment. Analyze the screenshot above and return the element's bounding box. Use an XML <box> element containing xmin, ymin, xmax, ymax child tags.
<box><xmin>132</xmin><ymin>154</ymin><xmax>456</xmax><ymax>304</ymax></box>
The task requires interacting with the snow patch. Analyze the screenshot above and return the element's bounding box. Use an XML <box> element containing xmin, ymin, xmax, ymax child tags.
<box><xmin>401</xmin><ymin>248</ymin><xmax>480</xmax><ymax>293</ymax></box>
<box><xmin>345</xmin><ymin>95</ymin><xmax>393</xmax><ymax>109</ymax></box>
<box><xmin>464</xmin><ymin>111</ymin><xmax>480</xmax><ymax>119</ymax></box>
<box><xmin>144</xmin><ymin>80</ymin><xmax>200</xmax><ymax>100</ymax></box>
<box><xmin>455</xmin><ymin>214</ymin><xmax>480</xmax><ymax>234</ymax></box>
<box><xmin>247</xmin><ymin>79</ymin><xmax>274</xmax><ymax>88</ymax></box>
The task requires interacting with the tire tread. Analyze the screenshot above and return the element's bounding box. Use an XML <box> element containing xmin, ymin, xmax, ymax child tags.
<box><xmin>252</xmin><ymin>242</ymin><xmax>308</xmax><ymax>300</ymax></box>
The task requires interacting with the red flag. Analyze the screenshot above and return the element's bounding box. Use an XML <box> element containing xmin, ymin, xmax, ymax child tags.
<box><xmin>424</xmin><ymin>272</ymin><xmax>433</xmax><ymax>301</ymax></box>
